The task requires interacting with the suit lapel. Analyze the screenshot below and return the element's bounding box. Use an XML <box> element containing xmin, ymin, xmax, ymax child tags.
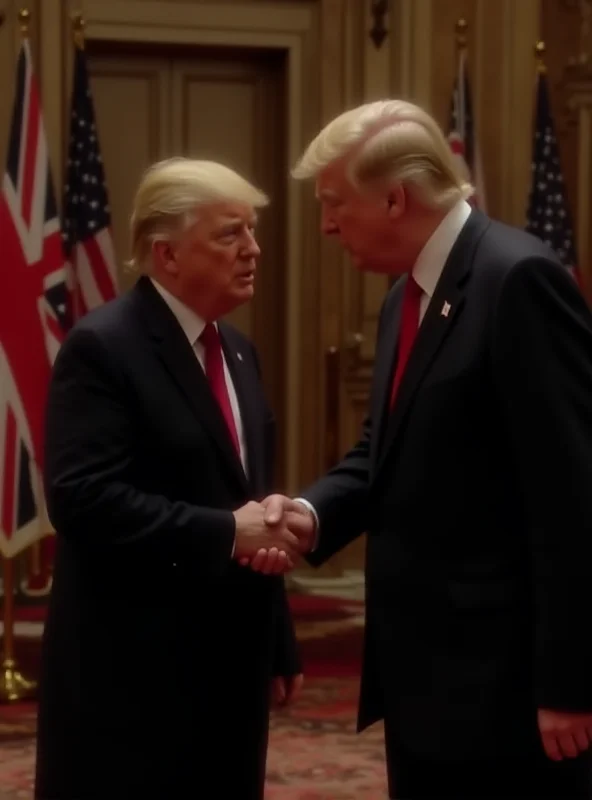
<box><xmin>219</xmin><ymin>323</ymin><xmax>262</xmax><ymax>494</ymax></box>
<box><xmin>133</xmin><ymin>278</ymin><xmax>248</xmax><ymax>493</ymax></box>
<box><xmin>374</xmin><ymin>211</ymin><xmax>490</xmax><ymax>479</ymax></box>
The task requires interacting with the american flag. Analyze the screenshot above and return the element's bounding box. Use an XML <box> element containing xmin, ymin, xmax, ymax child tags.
<box><xmin>62</xmin><ymin>44</ymin><xmax>117</xmax><ymax>319</ymax></box>
<box><xmin>525</xmin><ymin>70</ymin><xmax>580</xmax><ymax>283</ymax></box>
<box><xmin>0</xmin><ymin>40</ymin><xmax>70</xmax><ymax>558</ymax></box>
<box><xmin>447</xmin><ymin>48</ymin><xmax>486</xmax><ymax>210</ymax></box>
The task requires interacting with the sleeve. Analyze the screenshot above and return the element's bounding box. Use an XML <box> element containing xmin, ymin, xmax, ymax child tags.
<box><xmin>301</xmin><ymin>416</ymin><xmax>371</xmax><ymax>566</ymax></box>
<box><xmin>273</xmin><ymin>578</ymin><xmax>301</xmax><ymax>676</ymax></box>
<box><xmin>491</xmin><ymin>257</ymin><xmax>592</xmax><ymax>710</ymax></box>
<box><xmin>299</xmin><ymin>285</ymin><xmax>402</xmax><ymax>568</ymax></box>
<box><xmin>44</xmin><ymin>326</ymin><xmax>235</xmax><ymax>575</ymax></box>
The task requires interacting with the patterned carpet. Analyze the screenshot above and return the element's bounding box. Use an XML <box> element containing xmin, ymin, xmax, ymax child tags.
<box><xmin>0</xmin><ymin>680</ymin><xmax>386</xmax><ymax>799</ymax></box>
<box><xmin>0</xmin><ymin>590</ymin><xmax>389</xmax><ymax>799</ymax></box>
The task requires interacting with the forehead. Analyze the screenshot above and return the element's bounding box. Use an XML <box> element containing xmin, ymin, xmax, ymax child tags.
<box><xmin>196</xmin><ymin>201</ymin><xmax>257</xmax><ymax>226</ymax></box>
<box><xmin>315</xmin><ymin>162</ymin><xmax>354</xmax><ymax>201</ymax></box>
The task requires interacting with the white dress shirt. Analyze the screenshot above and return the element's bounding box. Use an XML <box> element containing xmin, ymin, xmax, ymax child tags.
<box><xmin>413</xmin><ymin>198</ymin><xmax>472</xmax><ymax>323</ymax></box>
<box><xmin>150</xmin><ymin>279</ymin><xmax>248</xmax><ymax>475</ymax></box>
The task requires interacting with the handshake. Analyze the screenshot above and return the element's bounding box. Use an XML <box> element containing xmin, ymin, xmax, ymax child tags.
<box><xmin>232</xmin><ymin>495</ymin><xmax>316</xmax><ymax>575</ymax></box>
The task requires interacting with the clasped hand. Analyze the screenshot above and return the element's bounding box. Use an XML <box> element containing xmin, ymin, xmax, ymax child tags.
<box><xmin>232</xmin><ymin>495</ymin><xmax>315</xmax><ymax>575</ymax></box>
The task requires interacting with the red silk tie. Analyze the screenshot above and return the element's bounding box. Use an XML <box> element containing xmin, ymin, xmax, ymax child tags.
<box><xmin>200</xmin><ymin>323</ymin><xmax>241</xmax><ymax>455</ymax></box>
<box><xmin>389</xmin><ymin>275</ymin><xmax>423</xmax><ymax>409</ymax></box>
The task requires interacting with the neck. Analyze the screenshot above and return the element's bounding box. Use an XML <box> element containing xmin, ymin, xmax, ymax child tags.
<box><xmin>149</xmin><ymin>272</ymin><xmax>215</xmax><ymax>321</ymax></box>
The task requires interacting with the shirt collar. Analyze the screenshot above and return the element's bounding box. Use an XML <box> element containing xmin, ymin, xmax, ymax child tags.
<box><xmin>412</xmin><ymin>199</ymin><xmax>472</xmax><ymax>299</ymax></box>
<box><xmin>150</xmin><ymin>278</ymin><xmax>209</xmax><ymax>346</ymax></box>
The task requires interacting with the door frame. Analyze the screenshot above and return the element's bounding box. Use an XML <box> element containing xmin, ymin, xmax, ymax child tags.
<box><xmin>54</xmin><ymin>0</ymin><xmax>316</xmax><ymax>494</ymax></box>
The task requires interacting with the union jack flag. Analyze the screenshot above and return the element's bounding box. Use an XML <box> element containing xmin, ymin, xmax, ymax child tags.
<box><xmin>447</xmin><ymin>48</ymin><xmax>486</xmax><ymax>211</ymax></box>
<box><xmin>63</xmin><ymin>44</ymin><xmax>117</xmax><ymax>318</ymax></box>
<box><xmin>0</xmin><ymin>40</ymin><xmax>70</xmax><ymax>558</ymax></box>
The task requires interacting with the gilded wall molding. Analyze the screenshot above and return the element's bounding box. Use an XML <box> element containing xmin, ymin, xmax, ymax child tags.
<box><xmin>500</xmin><ymin>0</ymin><xmax>541</xmax><ymax>226</ymax></box>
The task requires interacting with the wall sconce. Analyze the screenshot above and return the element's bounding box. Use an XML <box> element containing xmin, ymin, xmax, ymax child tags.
<box><xmin>370</xmin><ymin>0</ymin><xmax>389</xmax><ymax>49</ymax></box>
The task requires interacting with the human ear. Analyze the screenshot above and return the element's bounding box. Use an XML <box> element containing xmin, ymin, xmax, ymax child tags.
<box><xmin>152</xmin><ymin>240</ymin><xmax>179</xmax><ymax>276</ymax></box>
<box><xmin>386</xmin><ymin>184</ymin><xmax>405</xmax><ymax>219</ymax></box>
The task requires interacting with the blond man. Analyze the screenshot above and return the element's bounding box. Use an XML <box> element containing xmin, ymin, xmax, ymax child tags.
<box><xmin>260</xmin><ymin>100</ymin><xmax>592</xmax><ymax>797</ymax></box>
<box><xmin>35</xmin><ymin>158</ymin><xmax>304</xmax><ymax>800</ymax></box>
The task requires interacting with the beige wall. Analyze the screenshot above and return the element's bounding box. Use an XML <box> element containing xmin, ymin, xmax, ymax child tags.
<box><xmin>0</xmin><ymin>0</ymin><xmax>585</xmax><ymax>575</ymax></box>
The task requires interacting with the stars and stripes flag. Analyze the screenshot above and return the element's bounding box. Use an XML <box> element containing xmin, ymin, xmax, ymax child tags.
<box><xmin>62</xmin><ymin>43</ymin><xmax>117</xmax><ymax>319</ymax></box>
<box><xmin>525</xmin><ymin>69</ymin><xmax>580</xmax><ymax>284</ymax></box>
<box><xmin>0</xmin><ymin>39</ymin><xmax>71</xmax><ymax>558</ymax></box>
<box><xmin>447</xmin><ymin>48</ymin><xmax>486</xmax><ymax>210</ymax></box>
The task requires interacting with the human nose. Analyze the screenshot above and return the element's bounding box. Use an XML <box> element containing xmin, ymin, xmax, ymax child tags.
<box><xmin>243</xmin><ymin>230</ymin><xmax>261</xmax><ymax>257</ymax></box>
<box><xmin>321</xmin><ymin>206</ymin><xmax>339</xmax><ymax>236</ymax></box>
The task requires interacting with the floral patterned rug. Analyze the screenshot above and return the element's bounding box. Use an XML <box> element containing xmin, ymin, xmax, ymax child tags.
<box><xmin>0</xmin><ymin>590</ymin><xmax>388</xmax><ymax>798</ymax></box>
<box><xmin>0</xmin><ymin>680</ymin><xmax>387</xmax><ymax>799</ymax></box>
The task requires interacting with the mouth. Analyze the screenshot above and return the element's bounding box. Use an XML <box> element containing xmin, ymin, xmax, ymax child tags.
<box><xmin>236</xmin><ymin>270</ymin><xmax>255</xmax><ymax>285</ymax></box>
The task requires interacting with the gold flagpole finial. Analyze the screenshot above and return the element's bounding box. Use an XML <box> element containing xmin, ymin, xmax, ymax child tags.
<box><xmin>455</xmin><ymin>18</ymin><xmax>468</xmax><ymax>50</ymax></box>
<box><xmin>535</xmin><ymin>40</ymin><xmax>547</xmax><ymax>74</ymax></box>
<box><xmin>18</xmin><ymin>7</ymin><xmax>31</xmax><ymax>37</ymax></box>
<box><xmin>72</xmin><ymin>11</ymin><xmax>86</xmax><ymax>50</ymax></box>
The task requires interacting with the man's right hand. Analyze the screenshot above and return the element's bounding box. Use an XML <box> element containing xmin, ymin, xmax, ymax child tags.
<box><xmin>236</xmin><ymin>495</ymin><xmax>316</xmax><ymax>574</ymax></box>
<box><xmin>232</xmin><ymin>501</ymin><xmax>301</xmax><ymax>566</ymax></box>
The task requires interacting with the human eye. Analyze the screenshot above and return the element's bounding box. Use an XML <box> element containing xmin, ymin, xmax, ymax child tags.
<box><xmin>218</xmin><ymin>226</ymin><xmax>239</xmax><ymax>243</ymax></box>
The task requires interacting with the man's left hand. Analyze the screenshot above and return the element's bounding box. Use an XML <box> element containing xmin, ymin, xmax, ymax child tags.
<box><xmin>271</xmin><ymin>673</ymin><xmax>304</xmax><ymax>708</ymax></box>
<box><xmin>538</xmin><ymin>708</ymin><xmax>592</xmax><ymax>760</ymax></box>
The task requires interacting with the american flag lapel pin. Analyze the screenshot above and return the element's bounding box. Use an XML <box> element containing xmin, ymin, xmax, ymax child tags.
<box><xmin>441</xmin><ymin>301</ymin><xmax>451</xmax><ymax>318</ymax></box>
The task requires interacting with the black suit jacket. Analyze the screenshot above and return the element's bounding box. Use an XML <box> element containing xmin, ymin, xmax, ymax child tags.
<box><xmin>35</xmin><ymin>277</ymin><xmax>299</xmax><ymax>800</ymax></box>
<box><xmin>304</xmin><ymin>211</ymin><xmax>592</xmax><ymax>761</ymax></box>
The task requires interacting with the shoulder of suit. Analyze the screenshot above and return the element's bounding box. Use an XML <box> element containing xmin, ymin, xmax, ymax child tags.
<box><xmin>64</xmin><ymin>289</ymin><xmax>137</xmax><ymax>355</ymax></box>
<box><xmin>470</xmin><ymin>217</ymin><xmax>568</xmax><ymax>292</ymax></box>
<box><xmin>479</xmin><ymin>218</ymin><xmax>561</xmax><ymax>268</ymax></box>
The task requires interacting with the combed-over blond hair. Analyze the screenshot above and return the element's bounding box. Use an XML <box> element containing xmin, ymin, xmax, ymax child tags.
<box><xmin>292</xmin><ymin>99</ymin><xmax>474</xmax><ymax>209</ymax></box>
<box><xmin>128</xmin><ymin>157</ymin><xmax>269</xmax><ymax>271</ymax></box>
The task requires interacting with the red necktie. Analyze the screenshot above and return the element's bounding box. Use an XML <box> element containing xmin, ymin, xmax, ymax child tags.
<box><xmin>200</xmin><ymin>323</ymin><xmax>241</xmax><ymax>455</ymax></box>
<box><xmin>389</xmin><ymin>275</ymin><xmax>423</xmax><ymax>408</ymax></box>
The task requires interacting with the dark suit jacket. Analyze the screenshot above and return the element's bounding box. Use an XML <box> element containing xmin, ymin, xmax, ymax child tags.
<box><xmin>35</xmin><ymin>276</ymin><xmax>299</xmax><ymax>800</ymax></box>
<box><xmin>303</xmin><ymin>211</ymin><xmax>592</xmax><ymax>761</ymax></box>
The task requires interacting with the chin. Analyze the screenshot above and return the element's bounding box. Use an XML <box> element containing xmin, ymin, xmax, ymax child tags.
<box><xmin>234</xmin><ymin>285</ymin><xmax>255</xmax><ymax>304</ymax></box>
<box><xmin>352</xmin><ymin>255</ymin><xmax>395</xmax><ymax>274</ymax></box>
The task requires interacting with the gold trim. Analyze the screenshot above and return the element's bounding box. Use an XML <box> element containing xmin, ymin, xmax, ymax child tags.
<box><xmin>40</xmin><ymin>0</ymin><xmax>63</xmax><ymax>205</ymax></box>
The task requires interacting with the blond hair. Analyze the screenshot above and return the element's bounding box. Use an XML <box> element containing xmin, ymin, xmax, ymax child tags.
<box><xmin>128</xmin><ymin>157</ymin><xmax>269</xmax><ymax>271</ymax></box>
<box><xmin>292</xmin><ymin>99</ymin><xmax>474</xmax><ymax>209</ymax></box>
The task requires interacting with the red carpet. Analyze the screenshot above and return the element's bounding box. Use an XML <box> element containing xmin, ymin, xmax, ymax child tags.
<box><xmin>0</xmin><ymin>592</ymin><xmax>388</xmax><ymax>798</ymax></box>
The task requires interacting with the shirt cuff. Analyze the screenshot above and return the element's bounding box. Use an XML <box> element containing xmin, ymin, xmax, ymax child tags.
<box><xmin>293</xmin><ymin>497</ymin><xmax>320</xmax><ymax>552</ymax></box>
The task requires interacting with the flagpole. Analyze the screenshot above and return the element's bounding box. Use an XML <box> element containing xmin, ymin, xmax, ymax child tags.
<box><xmin>0</xmin><ymin>6</ymin><xmax>38</xmax><ymax>703</ymax></box>
<box><xmin>455</xmin><ymin>17</ymin><xmax>468</xmax><ymax>52</ymax></box>
<box><xmin>72</xmin><ymin>10</ymin><xmax>85</xmax><ymax>50</ymax></box>
<box><xmin>535</xmin><ymin>39</ymin><xmax>547</xmax><ymax>74</ymax></box>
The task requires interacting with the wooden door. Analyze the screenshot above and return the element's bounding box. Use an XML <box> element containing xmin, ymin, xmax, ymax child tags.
<box><xmin>86</xmin><ymin>42</ymin><xmax>288</xmax><ymax>487</ymax></box>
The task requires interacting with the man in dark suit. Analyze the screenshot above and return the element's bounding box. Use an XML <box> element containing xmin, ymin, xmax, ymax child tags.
<box><xmin>258</xmin><ymin>100</ymin><xmax>592</xmax><ymax>797</ymax></box>
<box><xmin>35</xmin><ymin>158</ymin><xmax>305</xmax><ymax>800</ymax></box>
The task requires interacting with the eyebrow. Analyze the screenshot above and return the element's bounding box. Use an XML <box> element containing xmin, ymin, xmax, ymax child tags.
<box><xmin>218</xmin><ymin>215</ymin><xmax>258</xmax><ymax>228</ymax></box>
